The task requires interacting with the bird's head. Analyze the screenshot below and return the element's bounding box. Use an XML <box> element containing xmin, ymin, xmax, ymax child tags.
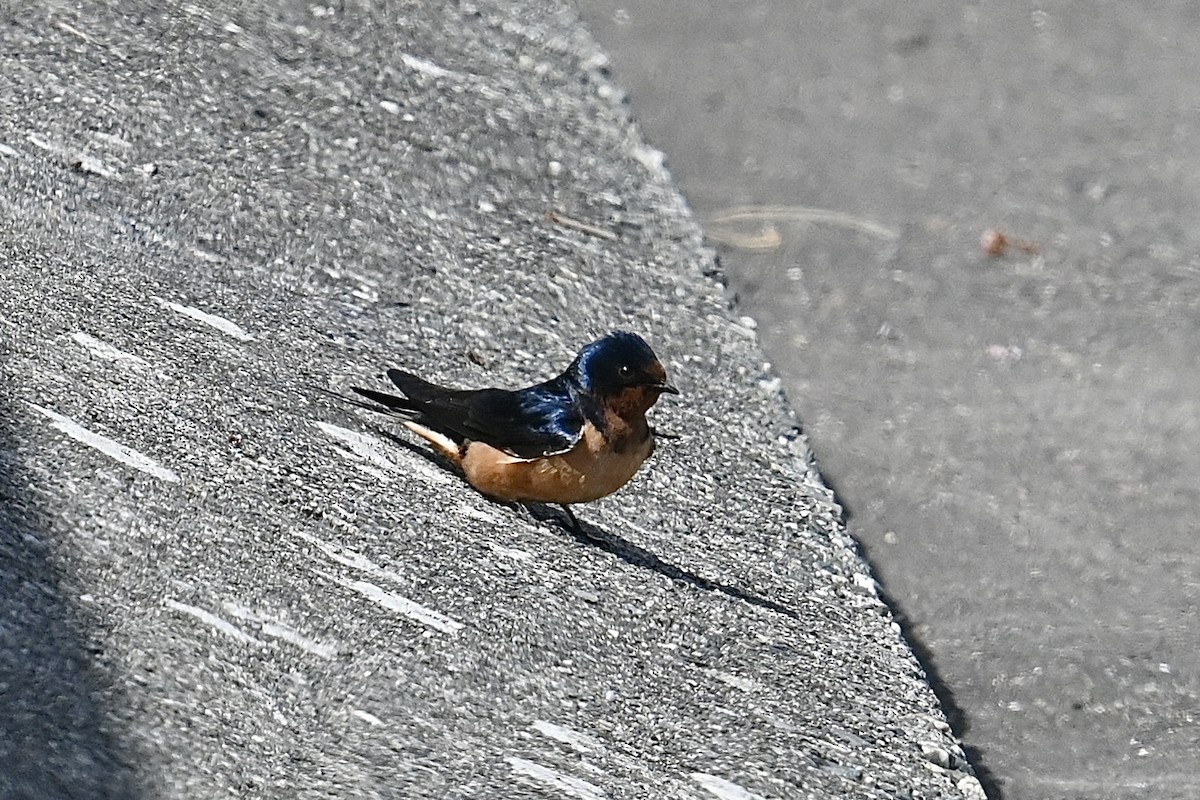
<box><xmin>569</xmin><ymin>331</ymin><xmax>678</xmax><ymax>411</ymax></box>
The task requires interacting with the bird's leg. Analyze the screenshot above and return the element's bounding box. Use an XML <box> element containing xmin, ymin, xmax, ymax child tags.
<box><xmin>558</xmin><ymin>504</ymin><xmax>582</xmax><ymax>534</ymax></box>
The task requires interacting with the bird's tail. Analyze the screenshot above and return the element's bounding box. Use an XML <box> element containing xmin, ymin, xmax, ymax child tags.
<box><xmin>384</xmin><ymin>369</ymin><xmax>455</xmax><ymax>403</ymax></box>
<box><xmin>351</xmin><ymin>376</ymin><xmax>468</xmax><ymax>464</ymax></box>
<box><xmin>315</xmin><ymin>369</ymin><xmax>451</xmax><ymax>418</ymax></box>
<box><xmin>343</xmin><ymin>368</ymin><xmax>455</xmax><ymax>415</ymax></box>
<box><xmin>347</xmin><ymin>385</ymin><xmax>419</xmax><ymax>417</ymax></box>
<box><xmin>307</xmin><ymin>384</ymin><xmax>418</xmax><ymax>419</ymax></box>
<box><xmin>314</xmin><ymin>384</ymin><xmax>463</xmax><ymax>464</ymax></box>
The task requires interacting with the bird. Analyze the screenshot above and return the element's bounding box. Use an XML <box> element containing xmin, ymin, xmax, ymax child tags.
<box><xmin>347</xmin><ymin>331</ymin><xmax>679</xmax><ymax>531</ymax></box>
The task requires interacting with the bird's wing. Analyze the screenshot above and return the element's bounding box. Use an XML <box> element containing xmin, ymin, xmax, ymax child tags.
<box><xmin>387</xmin><ymin>370</ymin><xmax>584</xmax><ymax>459</ymax></box>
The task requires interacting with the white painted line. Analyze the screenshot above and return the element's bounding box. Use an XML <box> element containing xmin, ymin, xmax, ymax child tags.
<box><xmin>190</xmin><ymin>247</ymin><xmax>223</xmax><ymax>264</ymax></box>
<box><xmin>299</xmin><ymin>535</ymin><xmax>463</xmax><ymax>633</ymax></box>
<box><xmin>489</xmin><ymin>543</ymin><xmax>532</xmax><ymax>562</ymax></box>
<box><xmin>708</xmin><ymin>670</ymin><xmax>763</xmax><ymax>694</ymax></box>
<box><xmin>331</xmin><ymin>449</ymin><xmax>389</xmax><ymax>481</ymax></box>
<box><xmin>222</xmin><ymin>601</ymin><xmax>338</xmax><ymax>659</ymax></box>
<box><xmin>532</xmin><ymin>720</ymin><xmax>604</xmax><ymax>754</ymax></box>
<box><xmin>317</xmin><ymin>422</ymin><xmax>399</xmax><ymax>474</ymax></box>
<box><xmin>505</xmin><ymin>757</ymin><xmax>606</xmax><ymax>800</ymax></box>
<box><xmin>165</xmin><ymin>599</ymin><xmax>263</xmax><ymax>646</ymax></box>
<box><xmin>92</xmin><ymin>131</ymin><xmax>133</xmax><ymax>149</ymax></box>
<box><xmin>75</xmin><ymin>154</ymin><xmax>119</xmax><ymax>179</ymax></box>
<box><xmin>153</xmin><ymin>296</ymin><xmax>254</xmax><ymax>341</ymax></box>
<box><xmin>27</xmin><ymin>134</ymin><xmax>62</xmax><ymax>154</ymax></box>
<box><xmin>259</xmin><ymin>621</ymin><xmax>338</xmax><ymax>659</ymax></box>
<box><xmin>316</xmin><ymin>421</ymin><xmax>453</xmax><ymax>484</ymax></box>
<box><xmin>335</xmin><ymin>576</ymin><xmax>463</xmax><ymax>634</ymax></box>
<box><xmin>26</xmin><ymin>403</ymin><xmax>180</xmax><ymax>482</ymax></box>
<box><xmin>400</xmin><ymin>52</ymin><xmax>456</xmax><ymax>79</ymax></box>
<box><xmin>70</xmin><ymin>332</ymin><xmax>147</xmax><ymax>364</ymax></box>
<box><xmin>691</xmin><ymin>773</ymin><xmax>765</xmax><ymax>800</ymax></box>
<box><xmin>351</xmin><ymin>709</ymin><xmax>384</xmax><ymax>726</ymax></box>
<box><xmin>458</xmin><ymin>503</ymin><xmax>500</xmax><ymax>523</ymax></box>
<box><xmin>292</xmin><ymin>530</ymin><xmax>409</xmax><ymax>586</ymax></box>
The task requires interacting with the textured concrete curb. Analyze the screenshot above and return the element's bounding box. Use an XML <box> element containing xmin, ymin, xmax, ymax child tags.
<box><xmin>1</xmin><ymin>2</ymin><xmax>982</xmax><ymax>797</ymax></box>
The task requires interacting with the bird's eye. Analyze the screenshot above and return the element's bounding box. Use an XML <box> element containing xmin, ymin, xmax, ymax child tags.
<box><xmin>617</xmin><ymin>364</ymin><xmax>632</xmax><ymax>378</ymax></box>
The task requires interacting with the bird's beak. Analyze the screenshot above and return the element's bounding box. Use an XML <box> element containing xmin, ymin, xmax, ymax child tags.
<box><xmin>650</xmin><ymin>381</ymin><xmax>679</xmax><ymax>395</ymax></box>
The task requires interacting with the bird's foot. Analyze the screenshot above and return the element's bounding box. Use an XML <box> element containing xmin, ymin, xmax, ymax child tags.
<box><xmin>558</xmin><ymin>504</ymin><xmax>583</xmax><ymax>535</ymax></box>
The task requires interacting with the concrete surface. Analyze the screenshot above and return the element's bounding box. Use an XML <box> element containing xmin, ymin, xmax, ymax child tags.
<box><xmin>575</xmin><ymin>2</ymin><xmax>1200</xmax><ymax>799</ymax></box>
<box><xmin>0</xmin><ymin>1</ymin><xmax>981</xmax><ymax>798</ymax></box>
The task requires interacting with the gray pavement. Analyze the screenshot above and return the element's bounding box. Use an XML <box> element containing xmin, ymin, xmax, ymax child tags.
<box><xmin>0</xmin><ymin>2</ymin><xmax>979</xmax><ymax>798</ymax></box>
<box><xmin>575</xmin><ymin>2</ymin><xmax>1200</xmax><ymax>798</ymax></box>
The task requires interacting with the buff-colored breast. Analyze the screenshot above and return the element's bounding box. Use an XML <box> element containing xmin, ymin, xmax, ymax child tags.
<box><xmin>460</xmin><ymin>417</ymin><xmax>655</xmax><ymax>504</ymax></box>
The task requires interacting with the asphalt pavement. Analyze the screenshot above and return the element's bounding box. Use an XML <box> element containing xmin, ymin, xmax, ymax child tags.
<box><xmin>1</xmin><ymin>2</ymin><xmax>982</xmax><ymax>798</ymax></box>
<box><xmin>575</xmin><ymin>2</ymin><xmax>1200</xmax><ymax>799</ymax></box>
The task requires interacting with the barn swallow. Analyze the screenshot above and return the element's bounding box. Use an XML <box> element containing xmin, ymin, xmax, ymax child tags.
<box><xmin>349</xmin><ymin>331</ymin><xmax>678</xmax><ymax>530</ymax></box>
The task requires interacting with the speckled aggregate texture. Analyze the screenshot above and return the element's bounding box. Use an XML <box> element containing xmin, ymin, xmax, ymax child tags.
<box><xmin>0</xmin><ymin>2</ymin><xmax>979</xmax><ymax>798</ymax></box>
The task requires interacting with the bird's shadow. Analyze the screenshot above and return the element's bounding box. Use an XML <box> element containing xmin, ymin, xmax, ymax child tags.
<box><xmin>371</xmin><ymin>428</ymin><xmax>799</xmax><ymax>621</ymax></box>
<box><xmin>528</xmin><ymin>505</ymin><xmax>800</xmax><ymax>619</ymax></box>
